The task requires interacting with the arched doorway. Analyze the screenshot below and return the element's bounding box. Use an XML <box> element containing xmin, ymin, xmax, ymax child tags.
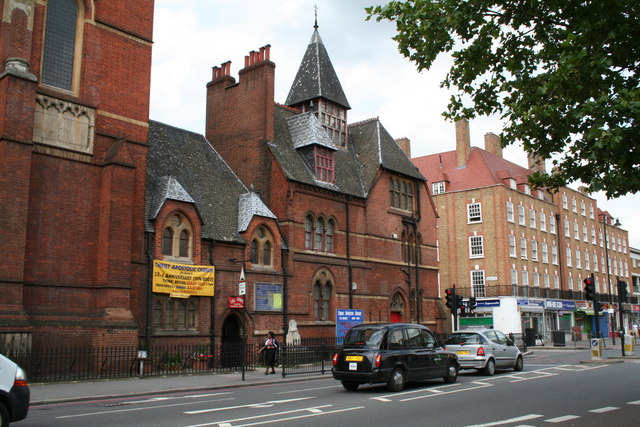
<box><xmin>221</xmin><ymin>314</ymin><xmax>243</xmax><ymax>368</ymax></box>
<box><xmin>390</xmin><ymin>292</ymin><xmax>405</xmax><ymax>323</ymax></box>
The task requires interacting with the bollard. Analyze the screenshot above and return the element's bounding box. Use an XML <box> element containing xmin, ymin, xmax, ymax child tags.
<box><xmin>624</xmin><ymin>335</ymin><xmax>635</xmax><ymax>356</ymax></box>
<box><xmin>590</xmin><ymin>338</ymin><xmax>603</xmax><ymax>360</ymax></box>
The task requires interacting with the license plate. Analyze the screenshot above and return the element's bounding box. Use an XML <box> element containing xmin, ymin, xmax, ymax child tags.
<box><xmin>349</xmin><ymin>362</ymin><xmax>358</xmax><ymax>371</ymax></box>
<box><xmin>345</xmin><ymin>355</ymin><xmax>363</xmax><ymax>362</ymax></box>
<box><xmin>455</xmin><ymin>350</ymin><xmax>470</xmax><ymax>355</ymax></box>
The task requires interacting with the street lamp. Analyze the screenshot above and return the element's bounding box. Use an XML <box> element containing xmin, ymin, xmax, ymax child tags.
<box><xmin>602</xmin><ymin>214</ymin><xmax>621</xmax><ymax>345</ymax></box>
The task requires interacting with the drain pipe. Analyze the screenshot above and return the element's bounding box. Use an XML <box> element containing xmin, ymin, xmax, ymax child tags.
<box><xmin>346</xmin><ymin>199</ymin><xmax>353</xmax><ymax>309</ymax></box>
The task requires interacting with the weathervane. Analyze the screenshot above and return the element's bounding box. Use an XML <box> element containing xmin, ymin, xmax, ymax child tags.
<box><xmin>314</xmin><ymin>4</ymin><xmax>318</xmax><ymax>29</ymax></box>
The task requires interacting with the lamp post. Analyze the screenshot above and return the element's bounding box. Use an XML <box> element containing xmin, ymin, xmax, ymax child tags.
<box><xmin>601</xmin><ymin>214</ymin><xmax>621</xmax><ymax>345</ymax></box>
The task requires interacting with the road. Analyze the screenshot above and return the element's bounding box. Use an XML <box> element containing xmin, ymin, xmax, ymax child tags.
<box><xmin>21</xmin><ymin>350</ymin><xmax>640</xmax><ymax>427</ymax></box>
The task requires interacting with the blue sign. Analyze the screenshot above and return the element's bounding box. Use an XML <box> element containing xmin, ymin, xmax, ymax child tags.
<box><xmin>517</xmin><ymin>298</ymin><xmax>545</xmax><ymax>307</ymax></box>
<box><xmin>336</xmin><ymin>309</ymin><xmax>363</xmax><ymax>342</ymax></box>
<box><xmin>476</xmin><ymin>299</ymin><xmax>500</xmax><ymax>307</ymax></box>
<box><xmin>544</xmin><ymin>300</ymin><xmax>575</xmax><ymax>310</ymax></box>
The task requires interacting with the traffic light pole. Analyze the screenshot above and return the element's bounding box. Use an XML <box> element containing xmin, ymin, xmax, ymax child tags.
<box><xmin>452</xmin><ymin>285</ymin><xmax>458</xmax><ymax>332</ymax></box>
<box><xmin>618</xmin><ymin>278</ymin><xmax>626</xmax><ymax>357</ymax></box>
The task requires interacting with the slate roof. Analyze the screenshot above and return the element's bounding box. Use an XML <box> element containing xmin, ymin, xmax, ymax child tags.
<box><xmin>146</xmin><ymin>121</ymin><xmax>249</xmax><ymax>243</ymax></box>
<box><xmin>238</xmin><ymin>192</ymin><xmax>276</xmax><ymax>232</ymax></box>
<box><xmin>413</xmin><ymin>147</ymin><xmax>531</xmax><ymax>192</ymax></box>
<box><xmin>285</xmin><ymin>28</ymin><xmax>350</xmax><ymax>109</ymax></box>
<box><xmin>287</xmin><ymin>112</ymin><xmax>337</xmax><ymax>150</ymax></box>
<box><xmin>269</xmin><ymin>106</ymin><xmax>425</xmax><ymax>198</ymax></box>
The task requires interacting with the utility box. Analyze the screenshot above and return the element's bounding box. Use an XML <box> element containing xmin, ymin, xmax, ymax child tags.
<box><xmin>624</xmin><ymin>335</ymin><xmax>635</xmax><ymax>356</ymax></box>
<box><xmin>591</xmin><ymin>338</ymin><xmax>603</xmax><ymax>360</ymax></box>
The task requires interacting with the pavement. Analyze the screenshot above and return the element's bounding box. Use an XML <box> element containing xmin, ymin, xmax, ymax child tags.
<box><xmin>29</xmin><ymin>344</ymin><xmax>640</xmax><ymax>406</ymax></box>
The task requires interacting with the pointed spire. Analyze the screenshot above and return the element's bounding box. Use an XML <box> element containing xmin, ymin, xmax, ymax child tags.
<box><xmin>314</xmin><ymin>4</ymin><xmax>318</xmax><ymax>30</ymax></box>
<box><xmin>285</xmin><ymin>20</ymin><xmax>350</xmax><ymax>109</ymax></box>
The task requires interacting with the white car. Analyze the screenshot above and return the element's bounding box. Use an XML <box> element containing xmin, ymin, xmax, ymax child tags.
<box><xmin>444</xmin><ymin>329</ymin><xmax>523</xmax><ymax>375</ymax></box>
<box><xmin>0</xmin><ymin>354</ymin><xmax>30</xmax><ymax>426</ymax></box>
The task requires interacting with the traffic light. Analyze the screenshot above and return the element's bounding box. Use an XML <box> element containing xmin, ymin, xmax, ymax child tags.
<box><xmin>456</xmin><ymin>295</ymin><xmax>464</xmax><ymax>314</ymax></box>
<box><xmin>469</xmin><ymin>296</ymin><xmax>477</xmax><ymax>311</ymax></box>
<box><xmin>445</xmin><ymin>288</ymin><xmax>454</xmax><ymax>310</ymax></box>
<box><xmin>618</xmin><ymin>279</ymin><xmax>628</xmax><ymax>303</ymax></box>
<box><xmin>584</xmin><ymin>276</ymin><xmax>595</xmax><ymax>301</ymax></box>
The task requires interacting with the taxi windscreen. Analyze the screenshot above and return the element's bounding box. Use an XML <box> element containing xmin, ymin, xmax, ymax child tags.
<box><xmin>343</xmin><ymin>327</ymin><xmax>385</xmax><ymax>348</ymax></box>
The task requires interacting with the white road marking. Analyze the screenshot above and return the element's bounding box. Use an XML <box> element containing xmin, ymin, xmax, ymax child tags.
<box><xmin>464</xmin><ymin>414</ymin><xmax>544</xmax><ymax>427</ymax></box>
<box><xmin>372</xmin><ymin>397</ymin><xmax>392</xmax><ymax>402</ymax></box>
<box><xmin>277</xmin><ymin>385</ymin><xmax>338</xmax><ymax>394</ymax></box>
<box><xmin>57</xmin><ymin>397</ymin><xmax>235</xmax><ymax>419</ymax></box>
<box><xmin>185</xmin><ymin>397</ymin><xmax>315</xmax><ymax>415</ymax></box>
<box><xmin>184</xmin><ymin>405</ymin><xmax>364</xmax><ymax>427</ymax></box>
<box><xmin>545</xmin><ymin>415</ymin><xmax>580</xmax><ymax>423</ymax></box>
<box><xmin>400</xmin><ymin>383</ymin><xmax>493</xmax><ymax>402</ymax></box>
<box><xmin>589</xmin><ymin>406</ymin><xmax>619</xmax><ymax>413</ymax></box>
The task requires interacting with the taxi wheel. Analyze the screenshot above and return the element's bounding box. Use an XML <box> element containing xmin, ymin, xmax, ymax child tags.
<box><xmin>0</xmin><ymin>401</ymin><xmax>9</xmax><ymax>427</ymax></box>
<box><xmin>443</xmin><ymin>362</ymin><xmax>458</xmax><ymax>384</ymax></box>
<box><xmin>342</xmin><ymin>381</ymin><xmax>359</xmax><ymax>391</ymax></box>
<box><xmin>514</xmin><ymin>355</ymin><xmax>524</xmax><ymax>371</ymax></box>
<box><xmin>387</xmin><ymin>367</ymin><xmax>406</xmax><ymax>392</ymax></box>
<box><xmin>482</xmin><ymin>358</ymin><xmax>496</xmax><ymax>376</ymax></box>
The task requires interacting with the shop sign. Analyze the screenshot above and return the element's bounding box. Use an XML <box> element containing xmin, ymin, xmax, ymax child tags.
<box><xmin>633</xmin><ymin>305</ymin><xmax>640</xmax><ymax>313</ymax></box>
<box><xmin>228</xmin><ymin>296</ymin><xmax>244</xmax><ymax>309</ymax></box>
<box><xmin>517</xmin><ymin>298</ymin><xmax>545</xmax><ymax>307</ymax></box>
<box><xmin>476</xmin><ymin>299</ymin><xmax>500</xmax><ymax>307</ymax></box>
<box><xmin>544</xmin><ymin>300</ymin><xmax>575</xmax><ymax>310</ymax></box>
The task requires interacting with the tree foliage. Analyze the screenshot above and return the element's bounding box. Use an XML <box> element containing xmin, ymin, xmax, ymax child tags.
<box><xmin>367</xmin><ymin>0</ymin><xmax>640</xmax><ymax>198</ymax></box>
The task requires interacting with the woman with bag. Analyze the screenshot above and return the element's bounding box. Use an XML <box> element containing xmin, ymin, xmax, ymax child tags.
<box><xmin>258</xmin><ymin>331</ymin><xmax>278</xmax><ymax>374</ymax></box>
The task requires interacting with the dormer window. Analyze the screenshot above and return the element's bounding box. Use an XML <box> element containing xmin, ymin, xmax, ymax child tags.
<box><xmin>317</xmin><ymin>100</ymin><xmax>347</xmax><ymax>147</ymax></box>
<box><xmin>314</xmin><ymin>146</ymin><xmax>335</xmax><ymax>183</ymax></box>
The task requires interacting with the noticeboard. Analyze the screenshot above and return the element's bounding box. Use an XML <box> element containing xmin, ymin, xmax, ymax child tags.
<box><xmin>336</xmin><ymin>309</ymin><xmax>363</xmax><ymax>342</ymax></box>
<box><xmin>255</xmin><ymin>283</ymin><xmax>283</xmax><ymax>312</ymax></box>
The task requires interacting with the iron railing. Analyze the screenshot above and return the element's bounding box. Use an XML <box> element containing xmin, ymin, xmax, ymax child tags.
<box><xmin>4</xmin><ymin>337</ymin><xmax>341</xmax><ymax>383</ymax></box>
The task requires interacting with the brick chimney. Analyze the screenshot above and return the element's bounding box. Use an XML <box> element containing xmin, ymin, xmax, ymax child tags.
<box><xmin>395</xmin><ymin>137</ymin><xmax>411</xmax><ymax>158</ymax></box>
<box><xmin>484</xmin><ymin>132</ymin><xmax>502</xmax><ymax>158</ymax></box>
<box><xmin>205</xmin><ymin>45</ymin><xmax>276</xmax><ymax>198</ymax></box>
<box><xmin>455</xmin><ymin>119</ymin><xmax>471</xmax><ymax>167</ymax></box>
<box><xmin>527</xmin><ymin>152</ymin><xmax>547</xmax><ymax>174</ymax></box>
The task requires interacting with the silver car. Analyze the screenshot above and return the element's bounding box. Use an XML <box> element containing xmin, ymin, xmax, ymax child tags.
<box><xmin>444</xmin><ymin>329</ymin><xmax>523</xmax><ymax>375</ymax></box>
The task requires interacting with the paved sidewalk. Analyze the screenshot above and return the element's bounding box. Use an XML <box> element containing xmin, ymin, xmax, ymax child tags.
<box><xmin>29</xmin><ymin>369</ymin><xmax>331</xmax><ymax>406</ymax></box>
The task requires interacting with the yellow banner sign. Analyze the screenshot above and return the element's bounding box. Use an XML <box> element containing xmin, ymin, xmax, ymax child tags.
<box><xmin>152</xmin><ymin>260</ymin><xmax>214</xmax><ymax>296</ymax></box>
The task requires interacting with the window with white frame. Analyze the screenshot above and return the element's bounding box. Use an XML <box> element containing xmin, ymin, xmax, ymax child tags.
<box><xmin>510</xmin><ymin>178</ymin><xmax>517</xmax><ymax>189</ymax></box>
<box><xmin>564</xmin><ymin>218</ymin><xmax>570</xmax><ymax>237</ymax></box>
<box><xmin>544</xmin><ymin>273</ymin><xmax>550</xmax><ymax>288</ymax></box>
<box><xmin>472</xmin><ymin>270</ymin><xmax>486</xmax><ymax>297</ymax></box>
<box><xmin>585</xmin><ymin>250</ymin><xmax>590</xmax><ymax>270</ymax></box>
<box><xmin>432</xmin><ymin>181</ymin><xmax>445</xmax><ymax>195</ymax></box>
<box><xmin>524</xmin><ymin>184</ymin><xmax>531</xmax><ymax>195</ymax></box>
<box><xmin>566</xmin><ymin>247</ymin><xmax>572</xmax><ymax>266</ymax></box>
<box><xmin>511</xmin><ymin>268</ymin><xmax>518</xmax><ymax>286</ymax></box>
<box><xmin>575</xmin><ymin>249</ymin><xmax>581</xmax><ymax>268</ymax></box>
<box><xmin>589</xmin><ymin>204</ymin><xmax>594</xmax><ymax>219</ymax></box>
<box><xmin>540</xmin><ymin>213</ymin><xmax>547</xmax><ymax>231</ymax></box>
<box><xmin>567</xmin><ymin>275</ymin><xmax>573</xmax><ymax>291</ymax></box>
<box><xmin>571</xmin><ymin>197</ymin><xmax>577</xmax><ymax>213</ymax></box>
<box><xmin>507</xmin><ymin>202</ymin><xmax>514</xmax><ymax>223</ymax></box>
<box><xmin>582</xmin><ymin>224</ymin><xmax>588</xmax><ymax>242</ymax></box>
<box><xmin>468</xmin><ymin>202</ymin><xmax>482</xmax><ymax>223</ymax></box>
<box><xmin>601</xmin><ymin>255</ymin><xmax>605</xmax><ymax>272</ymax></box>
<box><xmin>580</xmin><ymin>200</ymin><xmax>586</xmax><ymax>216</ymax></box>
<box><xmin>518</xmin><ymin>205</ymin><xmax>525</xmax><ymax>225</ymax></box>
<box><xmin>532</xmin><ymin>240</ymin><xmax>538</xmax><ymax>261</ymax></box>
<box><xmin>529</xmin><ymin>209</ymin><xmax>536</xmax><ymax>228</ymax></box>
<box><xmin>533</xmin><ymin>272</ymin><xmax>540</xmax><ymax>287</ymax></box>
<box><xmin>509</xmin><ymin>235</ymin><xmax>517</xmax><ymax>257</ymax></box>
<box><xmin>554</xmin><ymin>275</ymin><xmax>560</xmax><ymax>289</ymax></box>
<box><xmin>552</xmin><ymin>244</ymin><xmax>558</xmax><ymax>265</ymax></box>
<box><xmin>591</xmin><ymin>226</ymin><xmax>596</xmax><ymax>244</ymax></box>
<box><xmin>562</xmin><ymin>193</ymin><xmax>568</xmax><ymax>209</ymax></box>
<box><xmin>599</xmin><ymin>230</ymin><xmax>604</xmax><ymax>247</ymax></box>
<box><xmin>593</xmin><ymin>252</ymin><xmax>598</xmax><ymax>272</ymax></box>
<box><xmin>522</xmin><ymin>270</ymin><xmax>529</xmax><ymax>287</ymax></box>
<box><xmin>469</xmin><ymin>235</ymin><xmax>484</xmax><ymax>258</ymax></box>
<box><xmin>550</xmin><ymin>214</ymin><xmax>556</xmax><ymax>234</ymax></box>
<box><xmin>520</xmin><ymin>237</ymin><xmax>527</xmax><ymax>259</ymax></box>
<box><xmin>542</xmin><ymin>242</ymin><xmax>549</xmax><ymax>263</ymax></box>
<box><xmin>573</xmin><ymin>221</ymin><xmax>579</xmax><ymax>239</ymax></box>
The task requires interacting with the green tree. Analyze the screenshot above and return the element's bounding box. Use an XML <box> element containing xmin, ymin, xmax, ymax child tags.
<box><xmin>367</xmin><ymin>1</ymin><xmax>640</xmax><ymax>198</ymax></box>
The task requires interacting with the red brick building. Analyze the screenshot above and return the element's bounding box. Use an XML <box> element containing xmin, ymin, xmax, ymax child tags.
<box><xmin>0</xmin><ymin>0</ymin><xmax>153</xmax><ymax>350</ymax></box>
<box><xmin>1</xmin><ymin>1</ymin><xmax>442</xmax><ymax>353</ymax></box>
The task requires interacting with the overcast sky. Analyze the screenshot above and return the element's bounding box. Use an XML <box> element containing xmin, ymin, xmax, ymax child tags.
<box><xmin>150</xmin><ymin>0</ymin><xmax>639</xmax><ymax>249</ymax></box>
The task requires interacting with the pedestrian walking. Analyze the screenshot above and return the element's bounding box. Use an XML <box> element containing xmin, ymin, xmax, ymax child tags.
<box><xmin>258</xmin><ymin>331</ymin><xmax>278</xmax><ymax>374</ymax></box>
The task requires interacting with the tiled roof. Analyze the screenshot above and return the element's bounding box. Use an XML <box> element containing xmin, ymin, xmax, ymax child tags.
<box><xmin>413</xmin><ymin>147</ymin><xmax>530</xmax><ymax>192</ymax></box>
<box><xmin>146</xmin><ymin>121</ymin><xmax>250</xmax><ymax>242</ymax></box>
<box><xmin>238</xmin><ymin>192</ymin><xmax>276</xmax><ymax>232</ymax></box>
<box><xmin>287</xmin><ymin>112</ymin><xmax>337</xmax><ymax>150</ymax></box>
<box><xmin>271</xmin><ymin>106</ymin><xmax>424</xmax><ymax>198</ymax></box>
<box><xmin>285</xmin><ymin>28</ymin><xmax>350</xmax><ymax>109</ymax></box>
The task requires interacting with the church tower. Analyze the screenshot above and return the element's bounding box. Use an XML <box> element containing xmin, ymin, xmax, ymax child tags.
<box><xmin>285</xmin><ymin>22</ymin><xmax>351</xmax><ymax>148</ymax></box>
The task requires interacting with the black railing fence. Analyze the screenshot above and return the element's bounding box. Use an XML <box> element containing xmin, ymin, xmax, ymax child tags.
<box><xmin>5</xmin><ymin>337</ymin><xmax>341</xmax><ymax>383</ymax></box>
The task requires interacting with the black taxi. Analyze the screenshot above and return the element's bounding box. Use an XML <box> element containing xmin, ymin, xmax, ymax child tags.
<box><xmin>332</xmin><ymin>323</ymin><xmax>458</xmax><ymax>391</ymax></box>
